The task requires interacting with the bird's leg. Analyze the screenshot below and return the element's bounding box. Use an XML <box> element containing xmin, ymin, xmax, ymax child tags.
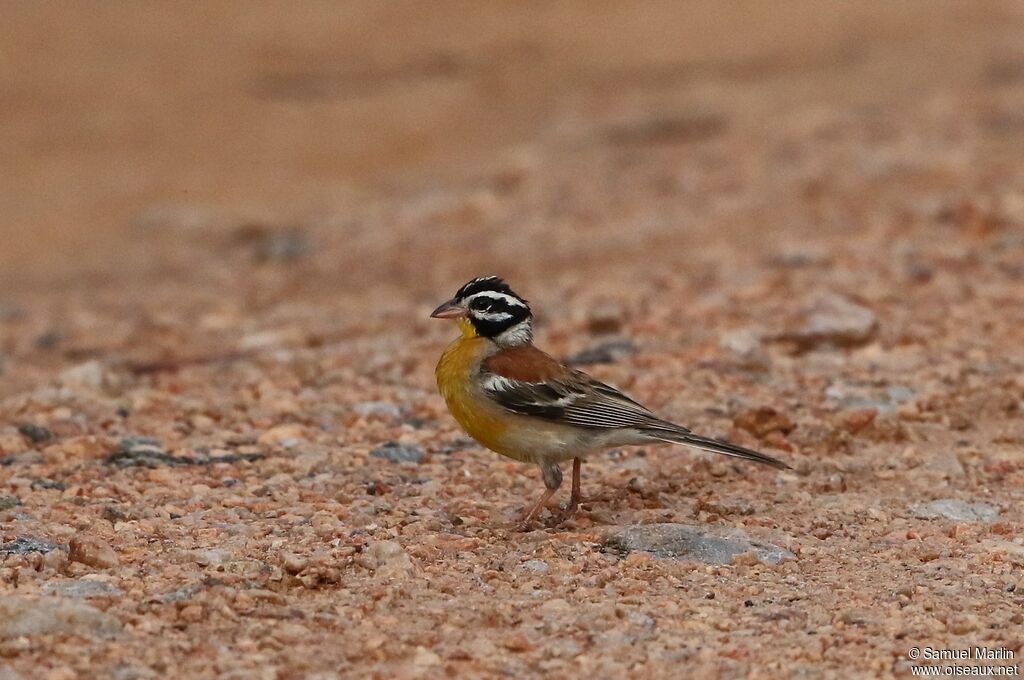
<box><xmin>548</xmin><ymin>458</ymin><xmax>584</xmax><ymax>527</ymax></box>
<box><xmin>517</xmin><ymin>462</ymin><xmax>562</xmax><ymax>529</ymax></box>
<box><xmin>567</xmin><ymin>457</ymin><xmax>582</xmax><ymax>514</ymax></box>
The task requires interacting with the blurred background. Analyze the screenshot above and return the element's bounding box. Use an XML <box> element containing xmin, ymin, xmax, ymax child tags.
<box><xmin>4</xmin><ymin>1</ymin><xmax>1022</xmax><ymax>281</ymax></box>
<box><xmin>1</xmin><ymin>0</ymin><xmax>1023</xmax><ymax>387</ymax></box>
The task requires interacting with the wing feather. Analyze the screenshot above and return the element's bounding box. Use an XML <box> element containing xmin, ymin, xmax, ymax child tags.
<box><xmin>482</xmin><ymin>366</ymin><xmax>673</xmax><ymax>430</ymax></box>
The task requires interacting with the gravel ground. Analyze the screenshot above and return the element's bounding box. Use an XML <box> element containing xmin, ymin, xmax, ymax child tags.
<box><xmin>3</xmin><ymin>3</ymin><xmax>1024</xmax><ymax>678</ymax></box>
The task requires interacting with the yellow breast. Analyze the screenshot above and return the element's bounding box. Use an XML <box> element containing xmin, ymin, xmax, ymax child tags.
<box><xmin>435</xmin><ymin>334</ymin><xmax>529</xmax><ymax>461</ymax></box>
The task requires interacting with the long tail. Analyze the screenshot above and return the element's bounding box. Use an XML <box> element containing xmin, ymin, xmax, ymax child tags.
<box><xmin>644</xmin><ymin>427</ymin><xmax>791</xmax><ymax>470</ymax></box>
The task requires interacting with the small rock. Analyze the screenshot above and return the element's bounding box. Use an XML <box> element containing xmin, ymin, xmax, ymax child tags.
<box><xmin>825</xmin><ymin>381</ymin><xmax>914</xmax><ymax>414</ymax></box>
<box><xmin>281</xmin><ymin>553</ymin><xmax>308</xmax><ymax>575</ymax></box>
<box><xmin>358</xmin><ymin>540</ymin><xmax>415</xmax><ymax>575</ymax></box>
<box><xmin>68</xmin><ymin>535</ymin><xmax>119</xmax><ymax>569</ymax></box>
<box><xmin>585</xmin><ymin>302</ymin><xmax>627</xmax><ymax>335</ymax></box>
<box><xmin>777</xmin><ymin>293</ymin><xmax>877</xmax><ymax>352</ymax></box>
<box><xmin>412</xmin><ymin>646</ymin><xmax>442</xmax><ymax>668</ymax></box>
<box><xmin>59</xmin><ymin>360</ymin><xmax>107</xmax><ymax>389</ymax></box>
<box><xmin>178</xmin><ymin>605</ymin><xmax>204</xmax><ymax>623</ymax></box>
<box><xmin>16</xmin><ymin>423</ymin><xmax>53</xmax><ymax>444</ymax></box>
<box><xmin>0</xmin><ymin>496</ymin><xmax>21</xmax><ymax>511</ymax></box>
<box><xmin>370</xmin><ymin>441</ymin><xmax>423</xmax><ymax>464</ymax></box>
<box><xmin>0</xmin><ymin>596</ymin><xmax>121</xmax><ymax>637</ymax></box>
<box><xmin>33</xmin><ymin>330</ymin><xmax>62</xmax><ymax>350</ymax></box>
<box><xmin>733</xmin><ymin>407</ymin><xmax>795</xmax><ymax>438</ymax></box>
<box><xmin>719</xmin><ymin>329</ymin><xmax>771</xmax><ymax>370</ymax></box>
<box><xmin>603</xmin><ymin>523</ymin><xmax>793</xmax><ymax>565</ymax></box>
<box><xmin>248</xmin><ymin>228</ymin><xmax>311</xmax><ymax>260</ymax></box>
<box><xmin>239</xmin><ymin>330</ymin><xmax>296</xmax><ymax>351</ymax></box>
<box><xmin>48</xmin><ymin>435</ymin><xmax>108</xmax><ymax>463</ymax></box>
<box><xmin>272</xmin><ymin>621</ymin><xmax>309</xmax><ymax>644</ymax></box>
<box><xmin>520</xmin><ymin>559</ymin><xmax>550</xmax><ymax>574</ymax></box>
<box><xmin>0</xmin><ymin>536</ymin><xmax>62</xmax><ymax>555</ymax></box>
<box><xmin>924</xmin><ymin>451</ymin><xmax>965</xmax><ymax>477</ymax></box>
<box><xmin>839</xmin><ymin>409</ymin><xmax>877</xmax><ymax>434</ymax></box>
<box><xmin>41</xmin><ymin>579</ymin><xmax>123</xmax><ymax>599</ymax></box>
<box><xmin>353</xmin><ymin>401</ymin><xmax>402</xmax><ymax>418</ymax></box>
<box><xmin>502</xmin><ymin>634</ymin><xmax>533</xmax><ymax>652</ymax></box>
<box><xmin>258</xmin><ymin>425</ymin><xmax>307</xmax><ymax>447</ymax></box>
<box><xmin>105</xmin><ymin>437</ymin><xmax>180</xmax><ymax>468</ymax></box>
<box><xmin>564</xmin><ymin>339</ymin><xmax>637</xmax><ymax>365</ymax></box>
<box><xmin>0</xmin><ymin>430</ymin><xmax>28</xmax><ymax>456</ymax></box>
<box><xmin>911</xmin><ymin>499</ymin><xmax>999</xmax><ymax>523</ymax></box>
<box><xmin>947</xmin><ymin>613</ymin><xmax>981</xmax><ymax>634</ymax></box>
<box><xmin>156</xmin><ymin>584</ymin><xmax>204</xmax><ymax>603</ymax></box>
<box><xmin>30</xmin><ymin>479</ymin><xmax>67</xmax><ymax>491</ymax></box>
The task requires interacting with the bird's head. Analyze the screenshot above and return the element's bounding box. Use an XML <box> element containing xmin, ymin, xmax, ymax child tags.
<box><xmin>430</xmin><ymin>276</ymin><xmax>533</xmax><ymax>346</ymax></box>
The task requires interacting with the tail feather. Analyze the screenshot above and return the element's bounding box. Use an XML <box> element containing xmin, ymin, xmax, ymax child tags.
<box><xmin>646</xmin><ymin>428</ymin><xmax>791</xmax><ymax>470</ymax></box>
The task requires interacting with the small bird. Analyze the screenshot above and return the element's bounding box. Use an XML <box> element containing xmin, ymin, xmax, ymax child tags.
<box><xmin>431</xmin><ymin>276</ymin><xmax>790</xmax><ymax>528</ymax></box>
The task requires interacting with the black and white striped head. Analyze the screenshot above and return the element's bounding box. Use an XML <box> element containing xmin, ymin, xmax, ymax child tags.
<box><xmin>430</xmin><ymin>276</ymin><xmax>533</xmax><ymax>346</ymax></box>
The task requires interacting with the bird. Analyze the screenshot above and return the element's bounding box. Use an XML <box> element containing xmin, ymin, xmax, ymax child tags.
<box><xmin>430</xmin><ymin>275</ymin><xmax>790</xmax><ymax>528</ymax></box>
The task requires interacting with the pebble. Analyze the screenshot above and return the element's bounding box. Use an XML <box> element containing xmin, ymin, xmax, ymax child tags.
<box><xmin>41</xmin><ymin>579</ymin><xmax>123</xmax><ymax>599</ymax></box>
<box><xmin>825</xmin><ymin>381</ymin><xmax>915</xmax><ymax>413</ymax></box>
<box><xmin>564</xmin><ymin>339</ymin><xmax>637</xmax><ymax>366</ymax></box>
<box><xmin>369</xmin><ymin>442</ymin><xmax>424</xmax><ymax>464</ymax></box>
<box><xmin>358</xmin><ymin>540</ymin><xmax>415</xmax><ymax>575</ymax></box>
<box><xmin>520</xmin><ymin>559</ymin><xmax>550</xmax><ymax>574</ymax></box>
<box><xmin>281</xmin><ymin>553</ymin><xmax>308</xmax><ymax>575</ymax></box>
<box><xmin>16</xmin><ymin>423</ymin><xmax>53</xmax><ymax>444</ymax></box>
<box><xmin>0</xmin><ymin>431</ymin><xmax>29</xmax><ymax>456</ymax></box>
<box><xmin>910</xmin><ymin>499</ymin><xmax>999</xmax><ymax>523</ymax></box>
<box><xmin>106</xmin><ymin>437</ymin><xmax>181</xmax><ymax>468</ymax></box>
<box><xmin>0</xmin><ymin>597</ymin><xmax>121</xmax><ymax>637</ymax></box>
<box><xmin>68</xmin><ymin>534</ymin><xmax>120</xmax><ymax>569</ymax></box>
<box><xmin>0</xmin><ymin>536</ymin><xmax>63</xmax><ymax>555</ymax></box>
<box><xmin>0</xmin><ymin>496</ymin><xmax>21</xmax><ymax>511</ymax></box>
<box><xmin>353</xmin><ymin>401</ymin><xmax>403</xmax><ymax>418</ymax></box>
<box><xmin>778</xmin><ymin>293</ymin><xmax>878</xmax><ymax>351</ymax></box>
<box><xmin>257</xmin><ymin>425</ymin><xmax>307</xmax><ymax>447</ymax></box>
<box><xmin>719</xmin><ymin>329</ymin><xmax>772</xmax><ymax>370</ymax></box>
<box><xmin>584</xmin><ymin>301</ymin><xmax>626</xmax><ymax>334</ymax></box>
<box><xmin>249</xmin><ymin>229</ymin><xmax>311</xmax><ymax>262</ymax></box>
<box><xmin>58</xmin><ymin>360</ymin><xmax>106</xmax><ymax>389</ymax></box>
<box><xmin>602</xmin><ymin>523</ymin><xmax>794</xmax><ymax>565</ymax></box>
<box><xmin>732</xmin><ymin>407</ymin><xmax>795</xmax><ymax>438</ymax></box>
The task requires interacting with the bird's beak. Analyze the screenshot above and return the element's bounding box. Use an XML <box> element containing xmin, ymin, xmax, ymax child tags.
<box><xmin>430</xmin><ymin>299</ymin><xmax>467</xmax><ymax>319</ymax></box>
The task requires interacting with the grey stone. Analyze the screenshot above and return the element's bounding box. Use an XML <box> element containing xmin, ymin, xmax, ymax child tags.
<box><xmin>825</xmin><ymin>381</ymin><xmax>915</xmax><ymax>413</ymax></box>
<box><xmin>603</xmin><ymin>523</ymin><xmax>794</xmax><ymax>565</ymax></box>
<box><xmin>911</xmin><ymin>499</ymin><xmax>999</xmax><ymax>522</ymax></box>
<box><xmin>251</xmin><ymin>230</ymin><xmax>311</xmax><ymax>262</ymax></box>
<box><xmin>520</xmin><ymin>559</ymin><xmax>550</xmax><ymax>574</ymax></box>
<box><xmin>41</xmin><ymin>579</ymin><xmax>123</xmax><ymax>599</ymax></box>
<box><xmin>564</xmin><ymin>339</ymin><xmax>637</xmax><ymax>366</ymax></box>
<box><xmin>370</xmin><ymin>441</ymin><xmax>424</xmax><ymax>464</ymax></box>
<box><xmin>0</xmin><ymin>496</ymin><xmax>20</xmax><ymax>511</ymax></box>
<box><xmin>354</xmin><ymin>401</ymin><xmax>402</xmax><ymax>418</ymax></box>
<box><xmin>0</xmin><ymin>536</ymin><xmax>62</xmax><ymax>555</ymax></box>
<box><xmin>0</xmin><ymin>597</ymin><xmax>121</xmax><ymax>638</ymax></box>
<box><xmin>106</xmin><ymin>437</ymin><xmax>262</xmax><ymax>468</ymax></box>
<box><xmin>155</xmin><ymin>583</ymin><xmax>204</xmax><ymax>604</ymax></box>
<box><xmin>106</xmin><ymin>437</ymin><xmax>181</xmax><ymax>468</ymax></box>
<box><xmin>16</xmin><ymin>423</ymin><xmax>52</xmax><ymax>444</ymax></box>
